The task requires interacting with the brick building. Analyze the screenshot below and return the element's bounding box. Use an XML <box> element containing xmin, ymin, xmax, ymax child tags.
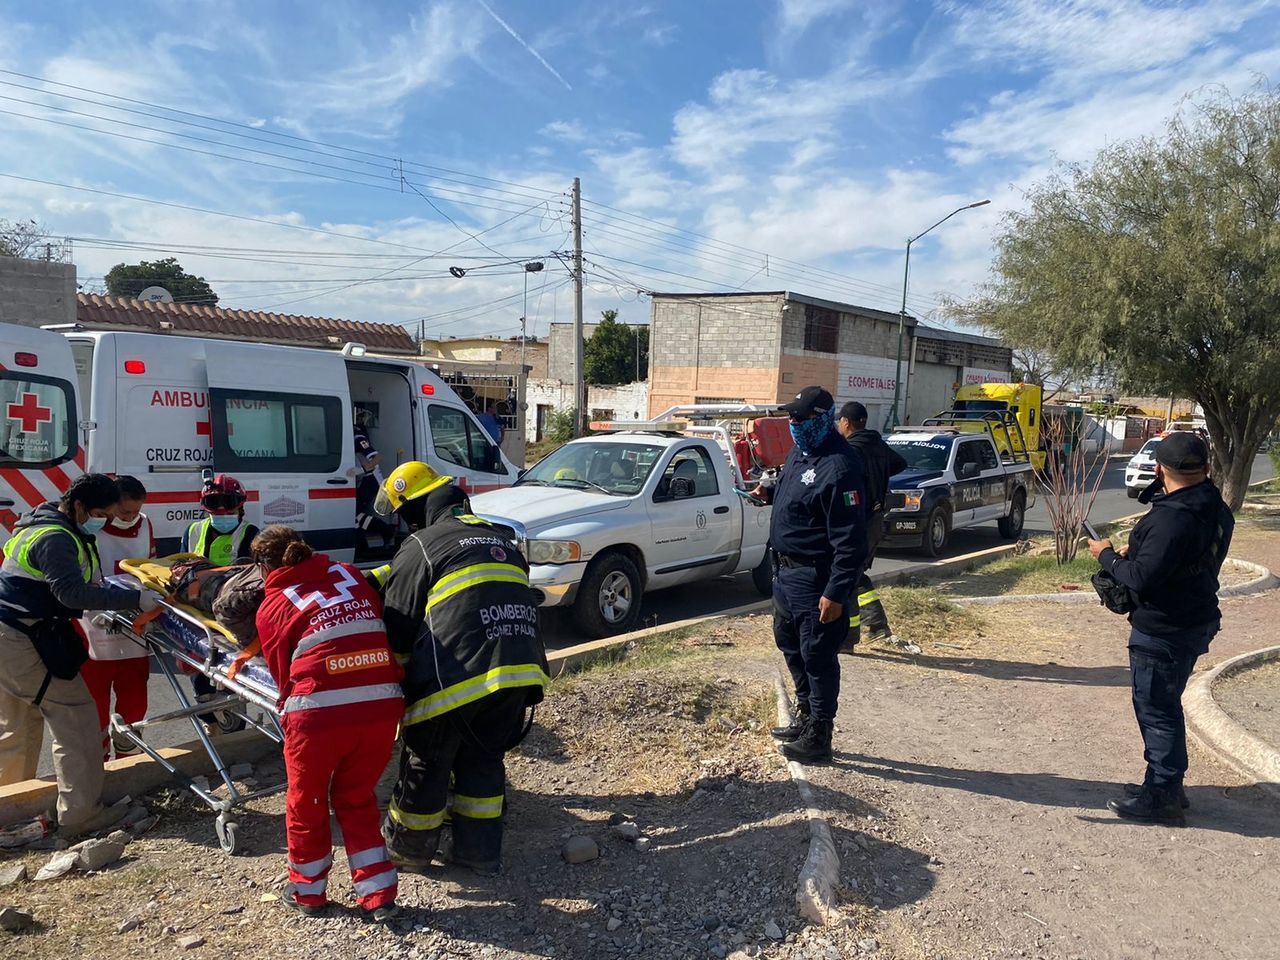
<box><xmin>647</xmin><ymin>291</ymin><xmax>1011</xmax><ymax>426</ymax></box>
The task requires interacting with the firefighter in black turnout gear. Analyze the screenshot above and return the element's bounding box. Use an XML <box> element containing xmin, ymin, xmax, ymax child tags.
<box><xmin>370</xmin><ymin>462</ymin><xmax>549</xmax><ymax>873</ymax></box>
<box><xmin>836</xmin><ymin>401</ymin><xmax>915</xmax><ymax>653</ymax></box>
<box><xmin>765</xmin><ymin>387</ymin><xmax>868</xmax><ymax>764</ymax></box>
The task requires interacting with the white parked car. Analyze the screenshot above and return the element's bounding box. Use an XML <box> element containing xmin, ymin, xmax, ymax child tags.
<box><xmin>1125</xmin><ymin>437</ymin><xmax>1162</xmax><ymax>497</ymax></box>
<box><xmin>470</xmin><ymin>417</ymin><xmax>773</xmax><ymax>638</ymax></box>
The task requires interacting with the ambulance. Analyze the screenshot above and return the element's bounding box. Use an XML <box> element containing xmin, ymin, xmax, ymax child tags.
<box><xmin>0</xmin><ymin>322</ymin><xmax>517</xmax><ymax>560</ymax></box>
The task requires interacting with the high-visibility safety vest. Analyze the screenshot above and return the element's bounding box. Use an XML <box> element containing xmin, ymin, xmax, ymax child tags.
<box><xmin>255</xmin><ymin>553</ymin><xmax>403</xmax><ymax>714</ymax></box>
<box><xmin>380</xmin><ymin>513</ymin><xmax>548</xmax><ymax>727</ymax></box>
<box><xmin>0</xmin><ymin>518</ymin><xmax>99</xmax><ymax>620</ymax></box>
<box><xmin>186</xmin><ymin>518</ymin><xmax>252</xmax><ymax>566</ymax></box>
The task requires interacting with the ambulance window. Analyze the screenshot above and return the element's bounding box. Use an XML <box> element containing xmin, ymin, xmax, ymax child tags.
<box><xmin>427</xmin><ymin>404</ymin><xmax>507</xmax><ymax>475</ymax></box>
<box><xmin>0</xmin><ymin>373</ymin><xmax>76</xmax><ymax>467</ymax></box>
<box><xmin>210</xmin><ymin>389</ymin><xmax>343</xmax><ymax>473</ymax></box>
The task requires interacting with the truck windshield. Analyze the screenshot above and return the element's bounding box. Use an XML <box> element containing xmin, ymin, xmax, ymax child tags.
<box><xmin>953</xmin><ymin>400</ymin><xmax>1008</xmax><ymax>418</ymax></box>
<box><xmin>519</xmin><ymin>441</ymin><xmax>664</xmax><ymax>495</ymax></box>
<box><xmin>887</xmin><ymin>438</ymin><xmax>951</xmax><ymax>471</ymax></box>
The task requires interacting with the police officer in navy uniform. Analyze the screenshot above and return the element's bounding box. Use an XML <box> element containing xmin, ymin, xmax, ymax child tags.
<box><xmin>767</xmin><ymin>386</ymin><xmax>869</xmax><ymax>763</ymax></box>
<box><xmin>1087</xmin><ymin>431</ymin><xmax>1234</xmax><ymax>825</ymax></box>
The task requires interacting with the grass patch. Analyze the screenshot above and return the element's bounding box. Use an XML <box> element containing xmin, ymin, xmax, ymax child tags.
<box><xmin>548</xmin><ymin>622</ymin><xmax>735</xmax><ymax>693</ymax></box>
<box><xmin>941</xmin><ymin>552</ymin><xmax>1100</xmax><ymax>597</ymax></box>
<box><xmin>881</xmin><ymin>586</ymin><xmax>985</xmax><ymax>647</ymax></box>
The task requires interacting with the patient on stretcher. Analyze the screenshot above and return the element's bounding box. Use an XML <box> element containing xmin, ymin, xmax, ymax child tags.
<box><xmin>168</xmin><ymin>558</ymin><xmax>264</xmax><ymax>648</ymax></box>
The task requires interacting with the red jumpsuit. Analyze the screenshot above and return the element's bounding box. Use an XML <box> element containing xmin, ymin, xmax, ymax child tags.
<box><xmin>256</xmin><ymin>554</ymin><xmax>404</xmax><ymax>911</ymax></box>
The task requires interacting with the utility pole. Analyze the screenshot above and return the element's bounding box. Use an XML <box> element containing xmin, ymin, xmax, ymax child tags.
<box><xmin>571</xmin><ymin>177</ymin><xmax>585</xmax><ymax>436</ymax></box>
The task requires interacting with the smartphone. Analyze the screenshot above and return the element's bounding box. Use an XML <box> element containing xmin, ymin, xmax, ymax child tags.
<box><xmin>1081</xmin><ymin>519</ymin><xmax>1101</xmax><ymax>540</ymax></box>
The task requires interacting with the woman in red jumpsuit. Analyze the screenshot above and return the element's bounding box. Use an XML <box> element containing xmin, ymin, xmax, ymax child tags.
<box><xmin>251</xmin><ymin>525</ymin><xmax>403</xmax><ymax>921</ymax></box>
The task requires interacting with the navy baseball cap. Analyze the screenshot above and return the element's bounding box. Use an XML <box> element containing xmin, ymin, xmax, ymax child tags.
<box><xmin>1156</xmin><ymin>432</ymin><xmax>1209</xmax><ymax>470</ymax></box>
<box><xmin>781</xmin><ymin>386</ymin><xmax>834</xmax><ymax>419</ymax></box>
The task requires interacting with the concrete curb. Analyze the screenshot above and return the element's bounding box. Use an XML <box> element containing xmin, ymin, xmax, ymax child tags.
<box><xmin>773</xmin><ymin>672</ymin><xmax>840</xmax><ymax>926</ymax></box>
<box><xmin>546</xmin><ymin>543</ymin><xmax>1025</xmax><ymax>676</ymax></box>
<box><xmin>0</xmin><ymin>729</ymin><xmax>276</xmax><ymax>826</ymax></box>
<box><xmin>954</xmin><ymin>558</ymin><xmax>1277</xmax><ymax>607</ymax></box>
<box><xmin>1185</xmin><ymin>644</ymin><xmax>1280</xmax><ymax>801</ymax></box>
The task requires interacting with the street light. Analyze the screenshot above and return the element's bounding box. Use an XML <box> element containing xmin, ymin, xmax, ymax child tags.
<box><xmin>885</xmin><ymin>199</ymin><xmax>991</xmax><ymax>431</ymax></box>
<box><xmin>520</xmin><ymin>261</ymin><xmax>545</xmax><ymax>379</ymax></box>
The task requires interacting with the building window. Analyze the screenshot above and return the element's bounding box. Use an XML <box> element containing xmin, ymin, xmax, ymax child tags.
<box><xmin>803</xmin><ymin>305</ymin><xmax>839</xmax><ymax>353</ymax></box>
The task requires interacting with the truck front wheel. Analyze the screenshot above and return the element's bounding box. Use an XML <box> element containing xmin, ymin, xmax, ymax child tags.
<box><xmin>573</xmin><ymin>552</ymin><xmax>643</xmax><ymax>638</ymax></box>
<box><xmin>921</xmin><ymin>506</ymin><xmax>950</xmax><ymax>558</ymax></box>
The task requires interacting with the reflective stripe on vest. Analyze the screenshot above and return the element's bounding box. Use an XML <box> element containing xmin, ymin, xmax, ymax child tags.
<box><xmin>187</xmin><ymin>518</ymin><xmax>250</xmax><ymax>567</ymax></box>
<box><xmin>402</xmin><ymin>663</ymin><xmax>548</xmax><ymax>726</ymax></box>
<box><xmin>281</xmin><ymin>682</ymin><xmax>403</xmax><ymax>714</ymax></box>
<box><xmin>0</xmin><ymin>525</ymin><xmax>94</xmax><ymax>583</ymax></box>
<box><xmin>847</xmin><ymin>614</ymin><xmax>862</xmax><ymax>629</ymax></box>
<box><xmin>367</xmin><ymin>564</ymin><xmax>391</xmax><ymax>588</ymax></box>
<box><xmin>425</xmin><ymin>562</ymin><xmax>529</xmax><ymax>613</ymax></box>
<box><xmin>291</xmin><ymin>618</ymin><xmax>387</xmax><ymax>660</ymax></box>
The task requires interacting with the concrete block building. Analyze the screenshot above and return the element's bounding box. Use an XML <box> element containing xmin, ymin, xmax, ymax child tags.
<box><xmin>647</xmin><ymin>291</ymin><xmax>1011</xmax><ymax>426</ymax></box>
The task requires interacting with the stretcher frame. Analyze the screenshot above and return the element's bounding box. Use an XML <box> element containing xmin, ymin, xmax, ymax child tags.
<box><xmin>100</xmin><ymin>578</ymin><xmax>286</xmax><ymax>855</ymax></box>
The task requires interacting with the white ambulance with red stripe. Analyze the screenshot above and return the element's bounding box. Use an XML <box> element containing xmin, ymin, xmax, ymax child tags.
<box><xmin>0</xmin><ymin>323</ymin><xmax>515</xmax><ymax>562</ymax></box>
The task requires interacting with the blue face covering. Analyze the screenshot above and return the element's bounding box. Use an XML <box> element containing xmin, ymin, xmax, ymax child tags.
<box><xmin>78</xmin><ymin>516</ymin><xmax>108</xmax><ymax>536</ymax></box>
<box><xmin>789</xmin><ymin>411</ymin><xmax>834</xmax><ymax>453</ymax></box>
<box><xmin>209</xmin><ymin>514</ymin><xmax>241</xmax><ymax>534</ymax></box>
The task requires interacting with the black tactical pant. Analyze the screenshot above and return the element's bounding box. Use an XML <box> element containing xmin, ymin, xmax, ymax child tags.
<box><xmin>1129</xmin><ymin>644</ymin><xmax>1200</xmax><ymax>789</ymax></box>
<box><xmin>384</xmin><ymin>688</ymin><xmax>529</xmax><ymax>869</ymax></box>
<box><xmin>773</xmin><ymin>563</ymin><xmax>849</xmax><ymax>722</ymax></box>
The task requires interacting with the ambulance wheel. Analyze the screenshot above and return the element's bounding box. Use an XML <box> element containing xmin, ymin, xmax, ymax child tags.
<box><xmin>216</xmin><ymin>814</ymin><xmax>240</xmax><ymax>855</ymax></box>
<box><xmin>998</xmin><ymin>491</ymin><xmax>1026</xmax><ymax>539</ymax></box>
<box><xmin>574</xmin><ymin>552</ymin><xmax>642</xmax><ymax>638</ymax></box>
<box><xmin>921</xmin><ymin>506</ymin><xmax>950</xmax><ymax>558</ymax></box>
<box><xmin>751</xmin><ymin>547</ymin><xmax>774</xmax><ymax>596</ymax></box>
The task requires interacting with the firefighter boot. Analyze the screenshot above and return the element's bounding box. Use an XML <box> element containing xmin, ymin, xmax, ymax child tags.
<box><xmin>1107</xmin><ymin>785</ymin><xmax>1186</xmax><ymax>827</ymax></box>
<box><xmin>770</xmin><ymin>704</ymin><xmax>810</xmax><ymax>742</ymax></box>
<box><xmin>382</xmin><ymin>817</ymin><xmax>440</xmax><ymax>873</ymax></box>
<box><xmin>780</xmin><ymin>718</ymin><xmax>833</xmax><ymax>764</ymax></box>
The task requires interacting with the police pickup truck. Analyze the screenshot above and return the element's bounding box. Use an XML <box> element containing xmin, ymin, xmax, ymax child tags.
<box><xmin>881</xmin><ymin>419</ymin><xmax>1035</xmax><ymax>557</ymax></box>
<box><xmin>468</xmin><ymin>408</ymin><xmax>774</xmax><ymax>639</ymax></box>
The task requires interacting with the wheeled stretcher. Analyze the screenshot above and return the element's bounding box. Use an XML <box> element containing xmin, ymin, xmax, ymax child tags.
<box><xmin>99</xmin><ymin>557</ymin><xmax>285</xmax><ymax>854</ymax></box>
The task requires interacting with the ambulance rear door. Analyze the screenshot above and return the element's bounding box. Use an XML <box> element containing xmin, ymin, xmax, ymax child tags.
<box><xmin>0</xmin><ymin>323</ymin><xmax>83</xmax><ymax>542</ymax></box>
<box><xmin>412</xmin><ymin>365</ymin><xmax>515</xmax><ymax>495</ymax></box>
<box><xmin>204</xmin><ymin>341</ymin><xmax>358</xmax><ymax>559</ymax></box>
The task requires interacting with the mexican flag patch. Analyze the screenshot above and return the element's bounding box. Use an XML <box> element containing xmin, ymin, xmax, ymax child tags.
<box><xmin>843</xmin><ymin>490</ymin><xmax>861</xmax><ymax>507</ymax></box>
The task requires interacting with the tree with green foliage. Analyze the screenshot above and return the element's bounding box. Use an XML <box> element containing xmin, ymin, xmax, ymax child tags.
<box><xmin>105</xmin><ymin>257</ymin><xmax>218</xmax><ymax>305</ymax></box>
<box><xmin>584</xmin><ymin>309</ymin><xmax>649</xmax><ymax>385</ymax></box>
<box><xmin>953</xmin><ymin>88</ymin><xmax>1280</xmax><ymax>510</ymax></box>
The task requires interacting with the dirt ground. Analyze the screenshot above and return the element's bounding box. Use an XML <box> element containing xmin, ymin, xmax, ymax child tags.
<box><xmin>1214</xmin><ymin>661</ymin><xmax>1280</xmax><ymax>753</ymax></box>
<box><xmin>4</xmin><ymin>521</ymin><xmax>1278</xmax><ymax>960</ymax></box>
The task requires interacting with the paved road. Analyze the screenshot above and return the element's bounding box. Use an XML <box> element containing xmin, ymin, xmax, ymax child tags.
<box><xmin>34</xmin><ymin>454</ymin><xmax>1273</xmax><ymax>777</ymax></box>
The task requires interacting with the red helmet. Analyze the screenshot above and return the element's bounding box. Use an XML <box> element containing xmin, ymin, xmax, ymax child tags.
<box><xmin>200</xmin><ymin>473</ymin><xmax>247</xmax><ymax>512</ymax></box>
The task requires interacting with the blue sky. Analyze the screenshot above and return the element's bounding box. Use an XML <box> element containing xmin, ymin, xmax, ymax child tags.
<box><xmin>2</xmin><ymin>0</ymin><xmax>1279</xmax><ymax>340</ymax></box>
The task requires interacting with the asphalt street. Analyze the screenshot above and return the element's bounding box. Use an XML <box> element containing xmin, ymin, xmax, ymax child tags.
<box><xmin>34</xmin><ymin>453</ymin><xmax>1274</xmax><ymax>777</ymax></box>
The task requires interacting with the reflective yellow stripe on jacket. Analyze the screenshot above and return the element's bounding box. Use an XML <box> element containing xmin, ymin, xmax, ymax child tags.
<box><xmin>403</xmin><ymin>663</ymin><xmax>549</xmax><ymax>726</ymax></box>
<box><xmin>425</xmin><ymin>562</ymin><xmax>529</xmax><ymax>613</ymax></box>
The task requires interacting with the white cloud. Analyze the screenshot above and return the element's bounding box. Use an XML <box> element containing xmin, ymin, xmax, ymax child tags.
<box><xmin>642</xmin><ymin>24</ymin><xmax>678</xmax><ymax>46</ymax></box>
<box><xmin>777</xmin><ymin>0</ymin><xmax>857</xmax><ymax>35</ymax></box>
<box><xmin>540</xmin><ymin>119</ymin><xmax>589</xmax><ymax>143</ymax></box>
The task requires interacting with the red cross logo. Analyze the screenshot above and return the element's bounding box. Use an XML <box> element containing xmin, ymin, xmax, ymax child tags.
<box><xmin>196</xmin><ymin>414</ymin><xmax>212</xmax><ymax>441</ymax></box>
<box><xmin>7</xmin><ymin>392</ymin><xmax>53</xmax><ymax>434</ymax></box>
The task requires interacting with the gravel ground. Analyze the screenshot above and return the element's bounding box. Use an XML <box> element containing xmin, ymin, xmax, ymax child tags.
<box><xmin>1214</xmin><ymin>659</ymin><xmax>1280</xmax><ymax>754</ymax></box>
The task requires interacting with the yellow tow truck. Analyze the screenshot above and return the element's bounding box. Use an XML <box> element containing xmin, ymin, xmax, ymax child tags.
<box><xmin>949</xmin><ymin>382</ymin><xmax>1046</xmax><ymax>471</ymax></box>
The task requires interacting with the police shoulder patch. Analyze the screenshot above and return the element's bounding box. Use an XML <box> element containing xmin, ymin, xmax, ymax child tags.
<box><xmin>490</xmin><ymin>545</ymin><xmax>507</xmax><ymax>562</ymax></box>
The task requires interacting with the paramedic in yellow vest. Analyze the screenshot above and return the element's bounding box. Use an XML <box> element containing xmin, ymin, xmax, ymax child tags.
<box><xmin>180</xmin><ymin>473</ymin><xmax>259</xmax><ymax>722</ymax></box>
<box><xmin>0</xmin><ymin>474</ymin><xmax>162</xmax><ymax>837</ymax></box>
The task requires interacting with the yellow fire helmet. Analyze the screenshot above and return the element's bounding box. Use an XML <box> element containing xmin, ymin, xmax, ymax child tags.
<box><xmin>553</xmin><ymin>466</ymin><xmax>579</xmax><ymax>482</ymax></box>
<box><xmin>374</xmin><ymin>461</ymin><xmax>453</xmax><ymax>516</ymax></box>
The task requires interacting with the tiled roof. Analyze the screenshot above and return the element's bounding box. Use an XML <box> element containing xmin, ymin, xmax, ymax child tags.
<box><xmin>76</xmin><ymin>293</ymin><xmax>417</xmax><ymax>354</ymax></box>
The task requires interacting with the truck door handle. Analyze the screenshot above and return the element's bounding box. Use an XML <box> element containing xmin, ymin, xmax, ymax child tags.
<box><xmin>326</xmin><ymin>478</ymin><xmax>350</xmax><ymax>485</ymax></box>
<box><xmin>0</xmin><ymin>498</ymin><xmax>13</xmax><ymax>507</ymax></box>
<box><xmin>714</xmin><ymin>505</ymin><xmax>730</xmax><ymax>514</ymax></box>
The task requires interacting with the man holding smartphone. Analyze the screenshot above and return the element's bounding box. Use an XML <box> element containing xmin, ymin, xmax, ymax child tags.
<box><xmin>1086</xmin><ymin>432</ymin><xmax>1233</xmax><ymax>825</ymax></box>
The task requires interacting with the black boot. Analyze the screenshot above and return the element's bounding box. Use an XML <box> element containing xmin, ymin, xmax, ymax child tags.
<box><xmin>770</xmin><ymin>706</ymin><xmax>810</xmax><ymax>742</ymax></box>
<box><xmin>1124</xmin><ymin>782</ymin><xmax>1189</xmax><ymax>809</ymax></box>
<box><xmin>1107</xmin><ymin>785</ymin><xmax>1186</xmax><ymax>826</ymax></box>
<box><xmin>780</xmin><ymin>719</ymin><xmax>833</xmax><ymax>764</ymax></box>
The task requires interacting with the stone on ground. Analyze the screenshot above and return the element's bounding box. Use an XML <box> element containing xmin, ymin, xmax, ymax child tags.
<box><xmin>0</xmin><ymin>906</ymin><xmax>34</xmax><ymax>932</ymax></box>
<box><xmin>76</xmin><ymin>837</ymin><xmax>128</xmax><ymax>871</ymax></box>
<box><xmin>612</xmin><ymin>821</ymin><xmax>641</xmax><ymax>841</ymax></box>
<box><xmin>178</xmin><ymin>934</ymin><xmax>206</xmax><ymax>949</ymax></box>
<box><xmin>117</xmin><ymin>917</ymin><xmax>141</xmax><ymax>935</ymax></box>
<box><xmin>561</xmin><ymin>836</ymin><xmax>599</xmax><ymax>864</ymax></box>
<box><xmin>0</xmin><ymin>862</ymin><xmax>26</xmax><ymax>886</ymax></box>
<box><xmin>34</xmin><ymin>850</ymin><xmax>79</xmax><ymax>881</ymax></box>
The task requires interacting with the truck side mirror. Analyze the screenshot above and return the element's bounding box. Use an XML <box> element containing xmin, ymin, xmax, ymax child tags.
<box><xmin>959</xmin><ymin>461</ymin><xmax>979</xmax><ymax>479</ymax></box>
<box><xmin>670</xmin><ymin>477</ymin><xmax>695</xmax><ymax>499</ymax></box>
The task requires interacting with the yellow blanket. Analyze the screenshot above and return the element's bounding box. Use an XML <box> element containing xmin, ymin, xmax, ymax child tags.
<box><xmin>118</xmin><ymin>554</ymin><xmax>240</xmax><ymax>647</ymax></box>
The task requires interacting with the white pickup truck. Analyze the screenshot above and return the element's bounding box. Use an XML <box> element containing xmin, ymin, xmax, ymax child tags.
<box><xmin>469</xmin><ymin>411</ymin><xmax>774</xmax><ymax>638</ymax></box>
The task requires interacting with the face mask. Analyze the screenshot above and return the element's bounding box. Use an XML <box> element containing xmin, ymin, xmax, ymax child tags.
<box><xmin>209</xmin><ymin>514</ymin><xmax>241</xmax><ymax>534</ymax></box>
<box><xmin>789</xmin><ymin>411</ymin><xmax>834</xmax><ymax>454</ymax></box>
<box><xmin>79</xmin><ymin>516</ymin><xmax>108</xmax><ymax>535</ymax></box>
<box><xmin>110</xmin><ymin>515</ymin><xmax>142</xmax><ymax>531</ymax></box>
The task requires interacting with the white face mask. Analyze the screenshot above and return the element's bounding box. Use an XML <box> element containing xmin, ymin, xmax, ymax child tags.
<box><xmin>110</xmin><ymin>515</ymin><xmax>142</xmax><ymax>531</ymax></box>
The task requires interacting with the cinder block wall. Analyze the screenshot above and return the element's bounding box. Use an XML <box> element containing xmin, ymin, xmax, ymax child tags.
<box><xmin>0</xmin><ymin>259</ymin><xmax>77</xmax><ymax>327</ymax></box>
